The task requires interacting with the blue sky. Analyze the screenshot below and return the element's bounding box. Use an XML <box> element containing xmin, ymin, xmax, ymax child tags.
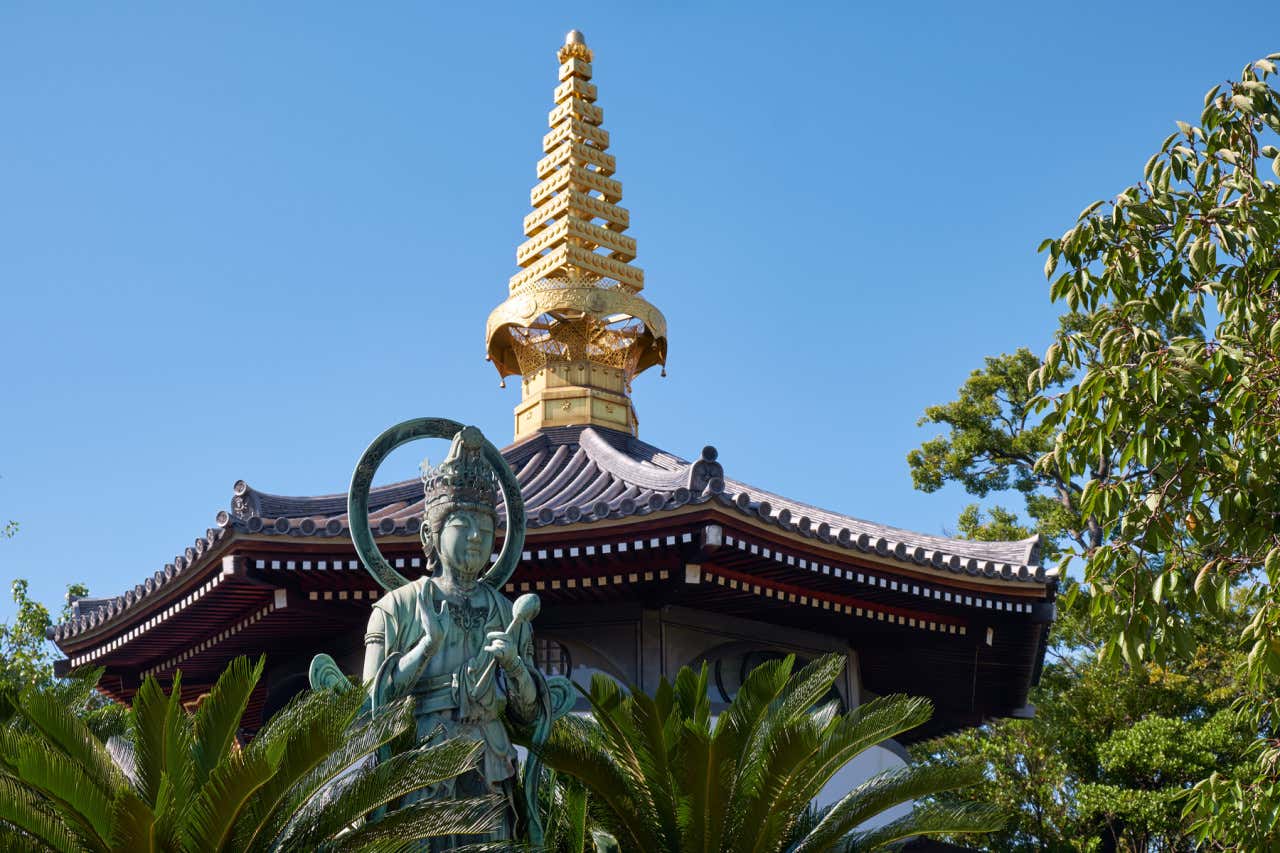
<box><xmin>1</xmin><ymin>3</ymin><xmax>1273</xmax><ymax>626</ymax></box>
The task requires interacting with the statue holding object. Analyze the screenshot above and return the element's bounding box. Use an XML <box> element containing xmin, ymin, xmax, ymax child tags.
<box><xmin>309</xmin><ymin>418</ymin><xmax>575</xmax><ymax>848</ymax></box>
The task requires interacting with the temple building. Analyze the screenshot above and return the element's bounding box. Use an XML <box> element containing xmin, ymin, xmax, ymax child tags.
<box><xmin>51</xmin><ymin>31</ymin><xmax>1056</xmax><ymax>763</ymax></box>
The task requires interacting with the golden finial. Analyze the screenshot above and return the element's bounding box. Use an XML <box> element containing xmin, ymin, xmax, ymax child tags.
<box><xmin>559</xmin><ymin>30</ymin><xmax>593</xmax><ymax>63</ymax></box>
<box><xmin>486</xmin><ymin>30</ymin><xmax>667</xmax><ymax>441</ymax></box>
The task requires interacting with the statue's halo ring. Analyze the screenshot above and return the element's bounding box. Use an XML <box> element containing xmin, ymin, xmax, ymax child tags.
<box><xmin>347</xmin><ymin>417</ymin><xmax>525</xmax><ymax>592</ymax></box>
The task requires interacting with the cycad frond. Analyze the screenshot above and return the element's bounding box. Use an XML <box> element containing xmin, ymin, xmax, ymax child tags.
<box><xmin>730</xmin><ymin>711</ymin><xmax>831</xmax><ymax>851</ymax></box>
<box><xmin>715</xmin><ymin>655</ymin><xmax>793</xmax><ymax>842</ymax></box>
<box><xmin>735</xmin><ymin>657</ymin><xmax>845</xmax><ymax>807</ymax></box>
<box><xmin>677</xmin><ymin>719</ymin><xmax>723</xmax><ymax>853</ymax></box>
<box><xmin>837</xmin><ymin>799</ymin><xmax>1005</xmax><ymax>851</ymax></box>
<box><xmin>182</xmin><ymin>744</ymin><xmax>279</xmax><ymax>852</ymax></box>
<box><xmin>0</xmin><ymin>774</ymin><xmax>84</xmax><ymax>853</ymax></box>
<box><xmin>757</xmin><ymin>694</ymin><xmax>937</xmax><ymax>849</ymax></box>
<box><xmin>549</xmin><ymin>653</ymin><xmax>999</xmax><ymax>853</ymax></box>
<box><xmin>796</xmin><ymin>763</ymin><xmax>988</xmax><ymax>853</ymax></box>
<box><xmin>275</xmin><ymin>737</ymin><xmax>485</xmax><ymax>851</ymax></box>
<box><xmin>108</xmin><ymin>789</ymin><xmax>157</xmax><ymax>853</ymax></box>
<box><xmin>191</xmin><ymin>656</ymin><xmax>265</xmax><ymax>788</ymax></box>
<box><xmin>17</xmin><ymin>687</ymin><xmax>125</xmax><ymax>799</ymax></box>
<box><xmin>529</xmin><ymin>711</ymin><xmax>658</xmax><ymax>852</ymax></box>
<box><xmin>229</xmin><ymin>686</ymin><xmax>371</xmax><ymax>852</ymax></box>
<box><xmin>617</xmin><ymin>685</ymin><xmax>681</xmax><ymax>847</ymax></box>
<box><xmin>252</xmin><ymin>696</ymin><xmax>416</xmax><ymax>850</ymax></box>
<box><xmin>792</xmin><ymin>696</ymin><xmax>933</xmax><ymax>809</ymax></box>
<box><xmin>0</xmin><ymin>819</ymin><xmax>62</xmax><ymax>853</ymax></box>
<box><xmin>327</xmin><ymin>796</ymin><xmax>505</xmax><ymax>850</ymax></box>
<box><xmin>3</xmin><ymin>728</ymin><xmax>113</xmax><ymax>848</ymax></box>
<box><xmin>130</xmin><ymin>673</ymin><xmax>194</xmax><ymax>811</ymax></box>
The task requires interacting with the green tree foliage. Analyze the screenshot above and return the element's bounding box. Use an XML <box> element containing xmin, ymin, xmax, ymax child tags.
<box><xmin>1</xmin><ymin>579</ymin><xmax>87</xmax><ymax>691</ymax></box>
<box><xmin>916</xmin><ymin>592</ymin><xmax>1254</xmax><ymax>852</ymax></box>
<box><xmin>529</xmin><ymin>653</ymin><xmax>1002</xmax><ymax>852</ymax></box>
<box><xmin>1031</xmin><ymin>53</ymin><xmax>1280</xmax><ymax>845</ymax></box>
<box><xmin>908</xmin><ymin>317</ymin><xmax>1265</xmax><ymax>846</ymax></box>
<box><xmin>0</xmin><ymin>579</ymin><xmax>129</xmax><ymax>742</ymax></box>
<box><xmin>908</xmin><ymin>348</ymin><xmax>1089</xmax><ymax>561</ymax></box>
<box><xmin>0</xmin><ymin>655</ymin><xmax>502</xmax><ymax>851</ymax></box>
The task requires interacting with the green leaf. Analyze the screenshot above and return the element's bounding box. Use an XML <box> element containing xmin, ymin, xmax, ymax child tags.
<box><xmin>1265</xmin><ymin>548</ymin><xmax>1280</xmax><ymax>587</ymax></box>
<box><xmin>18</xmin><ymin>686</ymin><xmax>125</xmax><ymax>799</ymax></box>
<box><xmin>191</xmin><ymin>655</ymin><xmax>266</xmax><ymax>789</ymax></box>
<box><xmin>0</xmin><ymin>775</ymin><xmax>84</xmax><ymax>853</ymax></box>
<box><xmin>185</xmin><ymin>748</ymin><xmax>280</xmax><ymax>852</ymax></box>
<box><xmin>130</xmin><ymin>673</ymin><xmax>192</xmax><ymax>809</ymax></box>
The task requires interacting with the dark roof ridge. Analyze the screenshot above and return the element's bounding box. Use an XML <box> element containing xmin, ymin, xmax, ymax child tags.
<box><xmin>577</xmin><ymin>428</ymin><xmax>709</xmax><ymax>492</ymax></box>
<box><xmin>724</xmin><ymin>476</ymin><xmax>1042</xmax><ymax>568</ymax></box>
<box><xmin>52</xmin><ymin>428</ymin><xmax>1052</xmax><ymax>646</ymax></box>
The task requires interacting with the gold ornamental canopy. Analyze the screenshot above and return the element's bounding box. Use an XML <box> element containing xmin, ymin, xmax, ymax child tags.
<box><xmin>487</xmin><ymin>30</ymin><xmax>667</xmax><ymax>442</ymax></box>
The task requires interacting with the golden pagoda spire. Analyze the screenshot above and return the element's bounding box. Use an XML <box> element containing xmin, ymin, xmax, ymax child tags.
<box><xmin>487</xmin><ymin>30</ymin><xmax>667</xmax><ymax>442</ymax></box>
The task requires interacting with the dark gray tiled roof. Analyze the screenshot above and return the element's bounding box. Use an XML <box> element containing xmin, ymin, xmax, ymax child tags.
<box><xmin>52</xmin><ymin>426</ymin><xmax>1050</xmax><ymax>644</ymax></box>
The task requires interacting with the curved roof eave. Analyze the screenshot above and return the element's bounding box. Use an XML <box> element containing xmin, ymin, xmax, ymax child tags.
<box><xmin>52</xmin><ymin>425</ymin><xmax>1054</xmax><ymax>647</ymax></box>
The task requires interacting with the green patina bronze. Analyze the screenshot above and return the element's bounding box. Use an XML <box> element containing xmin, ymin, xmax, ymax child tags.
<box><xmin>309</xmin><ymin>418</ymin><xmax>574</xmax><ymax>849</ymax></box>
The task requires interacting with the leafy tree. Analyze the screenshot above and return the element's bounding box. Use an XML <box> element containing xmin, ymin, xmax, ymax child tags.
<box><xmin>907</xmin><ymin>330</ymin><xmax>1258</xmax><ymax>848</ymax></box>
<box><xmin>916</xmin><ymin>591</ymin><xmax>1253</xmax><ymax>852</ymax></box>
<box><xmin>909</xmin><ymin>347</ymin><xmax>1089</xmax><ymax>561</ymax></box>
<box><xmin>0</xmin><ymin>579</ymin><xmax>129</xmax><ymax>742</ymax></box>
<box><xmin>1</xmin><ymin>579</ymin><xmax>87</xmax><ymax>691</ymax></box>
<box><xmin>0</xmin><ymin>655</ymin><xmax>501</xmax><ymax>851</ymax></box>
<box><xmin>529</xmin><ymin>653</ymin><xmax>1003</xmax><ymax>852</ymax></box>
<box><xmin>1032</xmin><ymin>53</ymin><xmax>1280</xmax><ymax>845</ymax></box>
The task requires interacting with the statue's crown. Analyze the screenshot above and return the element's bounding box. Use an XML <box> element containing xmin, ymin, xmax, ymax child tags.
<box><xmin>421</xmin><ymin>426</ymin><xmax>498</xmax><ymax>513</ymax></box>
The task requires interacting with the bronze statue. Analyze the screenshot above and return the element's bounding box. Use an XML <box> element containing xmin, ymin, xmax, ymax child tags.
<box><xmin>310</xmin><ymin>418</ymin><xmax>573</xmax><ymax>848</ymax></box>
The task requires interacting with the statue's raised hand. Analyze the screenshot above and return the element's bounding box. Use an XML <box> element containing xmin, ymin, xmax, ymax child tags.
<box><xmin>394</xmin><ymin>590</ymin><xmax>449</xmax><ymax>686</ymax></box>
<box><xmin>416</xmin><ymin>588</ymin><xmax>450</xmax><ymax>659</ymax></box>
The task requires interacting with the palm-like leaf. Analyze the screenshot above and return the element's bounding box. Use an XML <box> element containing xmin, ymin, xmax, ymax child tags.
<box><xmin>18</xmin><ymin>687</ymin><xmax>125</xmax><ymax>798</ymax></box>
<box><xmin>836</xmin><ymin>800</ymin><xmax>1005</xmax><ymax>851</ymax></box>
<box><xmin>328</xmin><ymin>796</ymin><xmax>506</xmax><ymax>850</ymax></box>
<box><xmin>250</xmin><ymin>695</ymin><xmax>417</xmax><ymax>849</ymax></box>
<box><xmin>528</xmin><ymin>707</ymin><xmax>660</xmax><ymax>851</ymax></box>
<box><xmin>794</xmin><ymin>762</ymin><xmax>985</xmax><ymax>853</ymax></box>
<box><xmin>108</xmin><ymin>790</ymin><xmax>158</xmax><ymax>852</ymax></box>
<box><xmin>182</xmin><ymin>746</ymin><xmax>280</xmax><ymax>851</ymax></box>
<box><xmin>130</xmin><ymin>671</ymin><xmax>194</xmax><ymax>812</ymax></box>
<box><xmin>275</xmin><ymin>736</ymin><xmax>486</xmax><ymax>851</ymax></box>
<box><xmin>539</xmin><ymin>653</ymin><xmax>1002</xmax><ymax>853</ymax></box>
<box><xmin>190</xmin><ymin>655</ymin><xmax>265</xmax><ymax>788</ymax></box>
<box><xmin>0</xmin><ymin>773</ymin><xmax>85</xmax><ymax>853</ymax></box>
<box><xmin>2</xmin><ymin>725</ymin><xmax>114</xmax><ymax>849</ymax></box>
<box><xmin>0</xmin><ymin>655</ymin><xmax>498</xmax><ymax>852</ymax></box>
<box><xmin>231</xmin><ymin>684</ymin><xmax>368</xmax><ymax>851</ymax></box>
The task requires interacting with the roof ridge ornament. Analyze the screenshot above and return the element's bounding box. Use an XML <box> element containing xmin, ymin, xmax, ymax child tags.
<box><xmin>486</xmin><ymin>30</ymin><xmax>667</xmax><ymax>442</ymax></box>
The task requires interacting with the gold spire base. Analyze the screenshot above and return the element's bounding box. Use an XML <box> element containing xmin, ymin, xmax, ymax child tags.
<box><xmin>514</xmin><ymin>358</ymin><xmax>637</xmax><ymax>441</ymax></box>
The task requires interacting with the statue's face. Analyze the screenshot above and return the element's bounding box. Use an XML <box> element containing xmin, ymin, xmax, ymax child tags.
<box><xmin>436</xmin><ymin>509</ymin><xmax>495</xmax><ymax>579</ymax></box>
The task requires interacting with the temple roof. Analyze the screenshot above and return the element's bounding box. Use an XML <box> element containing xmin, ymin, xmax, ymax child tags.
<box><xmin>53</xmin><ymin>426</ymin><xmax>1050</xmax><ymax>645</ymax></box>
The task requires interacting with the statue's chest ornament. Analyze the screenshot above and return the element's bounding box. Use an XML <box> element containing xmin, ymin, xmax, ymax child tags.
<box><xmin>447</xmin><ymin>599</ymin><xmax>490</xmax><ymax>633</ymax></box>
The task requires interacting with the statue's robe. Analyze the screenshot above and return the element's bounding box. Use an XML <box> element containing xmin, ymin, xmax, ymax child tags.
<box><xmin>363</xmin><ymin>576</ymin><xmax>536</xmax><ymax>842</ymax></box>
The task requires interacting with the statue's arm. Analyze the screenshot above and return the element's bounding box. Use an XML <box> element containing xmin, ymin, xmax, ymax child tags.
<box><xmin>363</xmin><ymin>608</ymin><xmax>398</xmax><ymax>706</ymax></box>
<box><xmin>503</xmin><ymin>622</ymin><xmax>539</xmax><ymax>723</ymax></box>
